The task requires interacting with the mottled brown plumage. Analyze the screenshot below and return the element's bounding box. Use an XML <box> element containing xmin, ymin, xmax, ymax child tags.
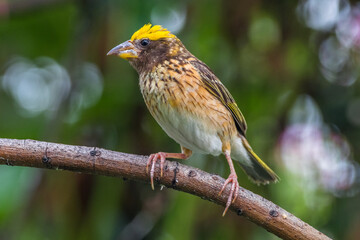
<box><xmin>108</xmin><ymin>24</ymin><xmax>279</xmax><ymax>216</ymax></box>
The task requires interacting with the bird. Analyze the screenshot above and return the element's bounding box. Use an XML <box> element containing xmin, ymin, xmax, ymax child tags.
<box><xmin>107</xmin><ymin>24</ymin><xmax>279</xmax><ymax>216</ymax></box>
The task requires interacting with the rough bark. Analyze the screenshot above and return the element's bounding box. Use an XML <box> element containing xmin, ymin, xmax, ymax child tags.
<box><xmin>0</xmin><ymin>138</ymin><xmax>331</xmax><ymax>240</ymax></box>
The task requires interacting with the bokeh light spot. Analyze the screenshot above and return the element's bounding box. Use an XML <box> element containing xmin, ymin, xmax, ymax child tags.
<box><xmin>1</xmin><ymin>57</ymin><xmax>71</xmax><ymax>117</ymax></box>
<box><xmin>297</xmin><ymin>0</ymin><xmax>350</xmax><ymax>31</ymax></box>
<box><xmin>280</xmin><ymin>95</ymin><xmax>360</xmax><ymax>199</ymax></box>
<box><xmin>150</xmin><ymin>4</ymin><xmax>186</xmax><ymax>34</ymax></box>
<box><xmin>249</xmin><ymin>15</ymin><xmax>280</xmax><ymax>52</ymax></box>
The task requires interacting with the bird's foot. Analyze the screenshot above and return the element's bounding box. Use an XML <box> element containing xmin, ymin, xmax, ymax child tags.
<box><xmin>146</xmin><ymin>152</ymin><xmax>189</xmax><ymax>190</ymax></box>
<box><xmin>218</xmin><ymin>173</ymin><xmax>239</xmax><ymax>216</ymax></box>
<box><xmin>146</xmin><ymin>152</ymin><xmax>167</xmax><ymax>190</ymax></box>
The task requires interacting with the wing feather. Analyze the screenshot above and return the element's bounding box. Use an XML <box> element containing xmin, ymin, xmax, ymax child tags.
<box><xmin>190</xmin><ymin>60</ymin><xmax>247</xmax><ymax>136</ymax></box>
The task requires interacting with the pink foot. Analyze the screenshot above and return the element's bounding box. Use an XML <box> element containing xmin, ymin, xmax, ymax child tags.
<box><xmin>218</xmin><ymin>173</ymin><xmax>239</xmax><ymax>216</ymax></box>
<box><xmin>146</xmin><ymin>152</ymin><xmax>167</xmax><ymax>190</ymax></box>
<box><xmin>146</xmin><ymin>152</ymin><xmax>189</xmax><ymax>190</ymax></box>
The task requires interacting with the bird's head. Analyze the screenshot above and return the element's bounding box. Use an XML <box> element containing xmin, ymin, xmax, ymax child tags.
<box><xmin>107</xmin><ymin>24</ymin><xmax>186</xmax><ymax>72</ymax></box>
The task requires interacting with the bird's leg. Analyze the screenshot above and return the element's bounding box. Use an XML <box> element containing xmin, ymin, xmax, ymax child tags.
<box><xmin>146</xmin><ymin>146</ymin><xmax>192</xmax><ymax>190</ymax></box>
<box><xmin>218</xmin><ymin>151</ymin><xmax>239</xmax><ymax>216</ymax></box>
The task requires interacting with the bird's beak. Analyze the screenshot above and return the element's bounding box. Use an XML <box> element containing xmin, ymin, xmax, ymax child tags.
<box><xmin>107</xmin><ymin>40</ymin><xmax>138</xmax><ymax>59</ymax></box>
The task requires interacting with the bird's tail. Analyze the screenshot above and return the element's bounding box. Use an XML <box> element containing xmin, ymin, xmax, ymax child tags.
<box><xmin>233</xmin><ymin>137</ymin><xmax>279</xmax><ymax>184</ymax></box>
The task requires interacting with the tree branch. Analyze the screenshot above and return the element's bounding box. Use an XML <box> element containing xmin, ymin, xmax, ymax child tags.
<box><xmin>0</xmin><ymin>138</ymin><xmax>331</xmax><ymax>240</ymax></box>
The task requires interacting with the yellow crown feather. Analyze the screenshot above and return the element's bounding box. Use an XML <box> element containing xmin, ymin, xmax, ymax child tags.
<box><xmin>131</xmin><ymin>24</ymin><xmax>175</xmax><ymax>41</ymax></box>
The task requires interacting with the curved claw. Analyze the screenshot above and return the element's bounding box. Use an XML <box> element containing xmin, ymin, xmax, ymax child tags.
<box><xmin>146</xmin><ymin>152</ymin><xmax>167</xmax><ymax>190</ymax></box>
<box><xmin>146</xmin><ymin>154</ymin><xmax>155</xmax><ymax>173</ymax></box>
<box><xmin>160</xmin><ymin>153</ymin><xmax>166</xmax><ymax>177</ymax></box>
<box><xmin>218</xmin><ymin>173</ymin><xmax>239</xmax><ymax>216</ymax></box>
<box><xmin>150</xmin><ymin>154</ymin><xmax>156</xmax><ymax>190</ymax></box>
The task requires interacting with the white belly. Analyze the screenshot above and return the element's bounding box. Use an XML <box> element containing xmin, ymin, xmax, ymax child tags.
<box><xmin>154</xmin><ymin>104</ymin><xmax>223</xmax><ymax>156</ymax></box>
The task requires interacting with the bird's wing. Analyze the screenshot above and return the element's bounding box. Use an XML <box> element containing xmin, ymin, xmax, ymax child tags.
<box><xmin>190</xmin><ymin>60</ymin><xmax>247</xmax><ymax>136</ymax></box>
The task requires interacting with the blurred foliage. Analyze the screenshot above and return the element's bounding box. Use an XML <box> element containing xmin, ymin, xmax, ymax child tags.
<box><xmin>0</xmin><ymin>0</ymin><xmax>360</xmax><ymax>239</ymax></box>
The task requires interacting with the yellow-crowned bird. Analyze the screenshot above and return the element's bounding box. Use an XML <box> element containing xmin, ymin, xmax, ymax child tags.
<box><xmin>107</xmin><ymin>24</ymin><xmax>279</xmax><ymax>215</ymax></box>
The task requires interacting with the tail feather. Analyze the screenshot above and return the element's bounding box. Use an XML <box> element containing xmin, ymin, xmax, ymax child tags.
<box><xmin>238</xmin><ymin>137</ymin><xmax>279</xmax><ymax>184</ymax></box>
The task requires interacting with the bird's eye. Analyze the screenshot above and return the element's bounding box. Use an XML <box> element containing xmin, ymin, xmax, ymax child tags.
<box><xmin>140</xmin><ymin>39</ymin><xmax>150</xmax><ymax>47</ymax></box>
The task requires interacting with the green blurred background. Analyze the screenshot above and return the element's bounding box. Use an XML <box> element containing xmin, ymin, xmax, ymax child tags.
<box><xmin>1</xmin><ymin>0</ymin><xmax>360</xmax><ymax>239</ymax></box>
